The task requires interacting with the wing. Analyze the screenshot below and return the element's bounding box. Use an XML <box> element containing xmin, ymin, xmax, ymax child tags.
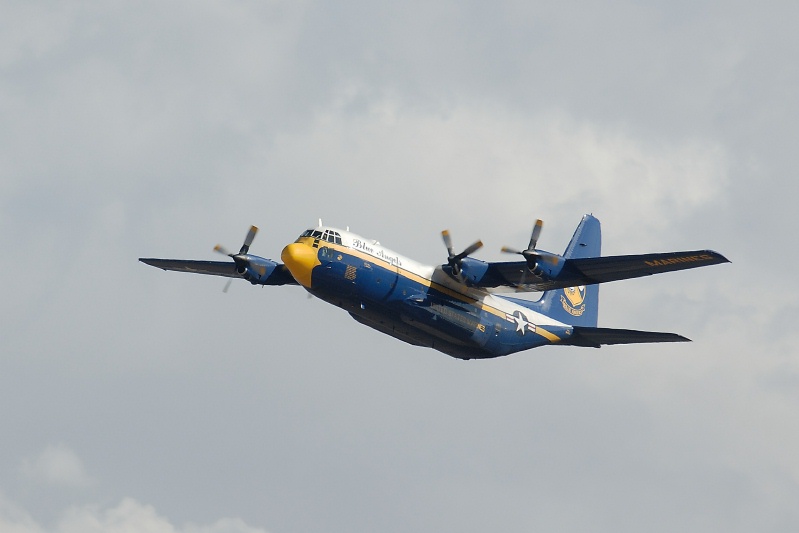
<box><xmin>484</xmin><ymin>250</ymin><xmax>729</xmax><ymax>292</ymax></box>
<box><xmin>140</xmin><ymin>258</ymin><xmax>239</xmax><ymax>277</ymax></box>
<box><xmin>139</xmin><ymin>258</ymin><xmax>298</xmax><ymax>285</ymax></box>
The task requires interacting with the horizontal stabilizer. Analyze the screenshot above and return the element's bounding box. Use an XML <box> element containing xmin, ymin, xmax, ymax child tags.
<box><xmin>563</xmin><ymin>326</ymin><xmax>690</xmax><ymax>348</ymax></box>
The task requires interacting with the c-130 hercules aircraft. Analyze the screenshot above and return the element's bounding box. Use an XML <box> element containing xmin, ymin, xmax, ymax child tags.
<box><xmin>140</xmin><ymin>215</ymin><xmax>728</xmax><ymax>360</ymax></box>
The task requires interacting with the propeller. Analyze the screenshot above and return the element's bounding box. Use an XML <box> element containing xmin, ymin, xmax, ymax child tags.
<box><xmin>441</xmin><ymin>229</ymin><xmax>483</xmax><ymax>277</ymax></box>
<box><xmin>213</xmin><ymin>225</ymin><xmax>262</xmax><ymax>291</ymax></box>
<box><xmin>501</xmin><ymin>219</ymin><xmax>543</xmax><ymax>257</ymax></box>
<box><xmin>214</xmin><ymin>225</ymin><xmax>258</xmax><ymax>257</ymax></box>
<box><xmin>501</xmin><ymin>218</ymin><xmax>558</xmax><ymax>268</ymax></box>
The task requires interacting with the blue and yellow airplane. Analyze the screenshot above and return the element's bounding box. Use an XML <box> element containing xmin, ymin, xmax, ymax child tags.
<box><xmin>140</xmin><ymin>215</ymin><xmax>728</xmax><ymax>359</ymax></box>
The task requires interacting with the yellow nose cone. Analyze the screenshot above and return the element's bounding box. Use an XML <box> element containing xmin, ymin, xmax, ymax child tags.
<box><xmin>281</xmin><ymin>243</ymin><xmax>320</xmax><ymax>288</ymax></box>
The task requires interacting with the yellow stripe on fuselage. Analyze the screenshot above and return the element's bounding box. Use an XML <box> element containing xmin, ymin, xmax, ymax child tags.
<box><xmin>290</xmin><ymin>238</ymin><xmax>561</xmax><ymax>342</ymax></box>
<box><xmin>534</xmin><ymin>328</ymin><xmax>561</xmax><ymax>342</ymax></box>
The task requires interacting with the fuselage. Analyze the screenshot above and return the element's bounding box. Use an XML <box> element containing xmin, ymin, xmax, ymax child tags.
<box><xmin>280</xmin><ymin>226</ymin><xmax>574</xmax><ymax>359</ymax></box>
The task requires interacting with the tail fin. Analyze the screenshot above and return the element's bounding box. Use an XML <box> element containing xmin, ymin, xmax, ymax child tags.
<box><xmin>528</xmin><ymin>215</ymin><xmax>601</xmax><ymax>326</ymax></box>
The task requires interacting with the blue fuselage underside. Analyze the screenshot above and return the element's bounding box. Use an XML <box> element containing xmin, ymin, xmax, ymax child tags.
<box><xmin>307</xmin><ymin>246</ymin><xmax>562</xmax><ymax>359</ymax></box>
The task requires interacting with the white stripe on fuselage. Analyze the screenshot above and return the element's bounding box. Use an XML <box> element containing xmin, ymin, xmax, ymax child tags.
<box><xmin>321</xmin><ymin>226</ymin><xmax>569</xmax><ymax>331</ymax></box>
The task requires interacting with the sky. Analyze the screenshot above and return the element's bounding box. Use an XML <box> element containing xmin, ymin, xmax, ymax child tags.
<box><xmin>1</xmin><ymin>1</ymin><xmax>798</xmax><ymax>531</ymax></box>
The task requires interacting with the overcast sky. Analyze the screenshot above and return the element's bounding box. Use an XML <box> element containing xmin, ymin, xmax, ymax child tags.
<box><xmin>1</xmin><ymin>1</ymin><xmax>798</xmax><ymax>532</ymax></box>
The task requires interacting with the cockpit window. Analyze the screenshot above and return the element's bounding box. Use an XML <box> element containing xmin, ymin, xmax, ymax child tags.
<box><xmin>298</xmin><ymin>229</ymin><xmax>342</xmax><ymax>245</ymax></box>
<box><xmin>323</xmin><ymin>230</ymin><xmax>342</xmax><ymax>244</ymax></box>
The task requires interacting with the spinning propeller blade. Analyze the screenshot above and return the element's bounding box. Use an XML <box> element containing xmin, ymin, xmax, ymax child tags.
<box><xmin>501</xmin><ymin>219</ymin><xmax>543</xmax><ymax>257</ymax></box>
<box><xmin>213</xmin><ymin>225</ymin><xmax>260</xmax><ymax>291</ymax></box>
<box><xmin>441</xmin><ymin>229</ymin><xmax>482</xmax><ymax>276</ymax></box>
<box><xmin>441</xmin><ymin>230</ymin><xmax>454</xmax><ymax>257</ymax></box>
<box><xmin>240</xmin><ymin>225</ymin><xmax>258</xmax><ymax>254</ymax></box>
<box><xmin>213</xmin><ymin>226</ymin><xmax>259</xmax><ymax>258</ymax></box>
<box><xmin>457</xmin><ymin>240</ymin><xmax>484</xmax><ymax>260</ymax></box>
<box><xmin>501</xmin><ymin>218</ymin><xmax>557</xmax><ymax>266</ymax></box>
<box><xmin>528</xmin><ymin>219</ymin><xmax>543</xmax><ymax>250</ymax></box>
<box><xmin>213</xmin><ymin>244</ymin><xmax>231</xmax><ymax>256</ymax></box>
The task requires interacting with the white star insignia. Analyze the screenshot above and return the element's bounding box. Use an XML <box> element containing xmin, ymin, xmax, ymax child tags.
<box><xmin>507</xmin><ymin>310</ymin><xmax>536</xmax><ymax>335</ymax></box>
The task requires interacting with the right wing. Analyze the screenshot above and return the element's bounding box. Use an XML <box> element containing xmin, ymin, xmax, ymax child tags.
<box><xmin>139</xmin><ymin>258</ymin><xmax>298</xmax><ymax>285</ymax></box>
<box><xmin>483</xmin><ymin>250</ymin><xmax>729</xmax><ymax>292</ymax></box>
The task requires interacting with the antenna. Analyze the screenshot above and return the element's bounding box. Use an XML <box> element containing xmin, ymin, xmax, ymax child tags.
<box><xmin>318</xmin><ymin>218</ymin><xmax>323</xmax><ymax>227</ymax></box>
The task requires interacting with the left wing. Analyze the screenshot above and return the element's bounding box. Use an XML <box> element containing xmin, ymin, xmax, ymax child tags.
<box><xmin>482</xmin><ymin>250</ymin><xmax>729</xmax><ymax>292</ymax></box>
<box><xmin>140</xmin><ymin>258</ymin><xmax>239</xmax><ymax>277</ymax></box>
<box><xmin>140</xmin><ymin>226</ymin><xmax>298</xmax><ymax>286</ymax></box>
<box><xmin>139</xmin><ymin>258</ymin><xmax>298</xmax><ymax>285</ymax></box>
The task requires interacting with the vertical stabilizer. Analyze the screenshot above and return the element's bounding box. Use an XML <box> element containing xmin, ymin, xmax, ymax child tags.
<box><xmin>529</xmin><ymin>215</ymin><xmax>601</xmax><ymax>327</ymax></box>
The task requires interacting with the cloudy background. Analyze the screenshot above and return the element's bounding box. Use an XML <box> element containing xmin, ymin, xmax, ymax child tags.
<box><xmin>1</xmin><ymin>1</ymin><xmax>797</xmax><ymax>531</ymax></box>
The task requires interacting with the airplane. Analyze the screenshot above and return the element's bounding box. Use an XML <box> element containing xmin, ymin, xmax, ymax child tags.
<box><xmin>140</xmin><ymin>215</ymin><xmax>729</xmax><ymax>360</ymax></box>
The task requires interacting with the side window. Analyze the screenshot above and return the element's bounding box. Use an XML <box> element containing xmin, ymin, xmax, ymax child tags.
<box><xmin>311</xmin><ymin>230</ymin><xmax>323</xmax><ymax>239</ymax></box>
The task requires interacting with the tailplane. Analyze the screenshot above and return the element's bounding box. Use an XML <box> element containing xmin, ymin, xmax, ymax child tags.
<box><xmin>509</xmin><ymin>214</ymin><xmax>704</xmax><ymax>347</ymax></box>
<box><xmin>562</xmin><ymin>326</ymin><xmax>690</xmax><ymax>347</ymax></box>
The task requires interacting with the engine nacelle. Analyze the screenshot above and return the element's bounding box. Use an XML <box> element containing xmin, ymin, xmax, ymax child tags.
<box><xmin>238</xmin><ymin>254</ymin><xmax>280</xmax><ymax>284</ymax></box>
<box><xmin>458</xmin><ymin>257</ymin><xmax>491</xmax><ymax>286</ymax></box>
<box><xmin>527</xmin><ymin>251</ymin><xmax>565</xmax><ymax>280</ymax></box>
<box><xmin>446</xmin><ymin>253</ymin><xmax>568</xmax><ymax>288</ymax></box>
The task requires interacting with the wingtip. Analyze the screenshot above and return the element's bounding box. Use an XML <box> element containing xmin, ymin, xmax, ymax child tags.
<box><xmin>139</xmin><ymin>258</ymin><xmax>162</xmax><ymax>269</ymax></box>
<box><xmin>139</xmin><ymin>258</ymin><xmax>158</xmax><ymax>271</ymax></box>
<box><xmin>707</xmin><ymin>250</ymin><xmax>731</xmax><ymax>264</ymax></box>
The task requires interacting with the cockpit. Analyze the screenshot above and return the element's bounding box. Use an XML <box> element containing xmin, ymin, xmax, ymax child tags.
<box><xmin>298</xmin><ymin>228</ymin><xmax>343</xmax><ymax>245</ymax></box>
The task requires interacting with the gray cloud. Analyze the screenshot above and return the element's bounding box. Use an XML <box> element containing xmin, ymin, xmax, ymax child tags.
<box><xmin>19</xmin><ymin>444</ymin><xmax>94</xmax><ymax>489</ymax></box>
<box><xmin>1</xmin><ymin>1</ymin><xmax>797</xmax><ymax>532</ymax></box>
<box><xmin>0</xmin><ymin>495</ymin><xmax>268</xmax><ymax>533</ymax></box>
